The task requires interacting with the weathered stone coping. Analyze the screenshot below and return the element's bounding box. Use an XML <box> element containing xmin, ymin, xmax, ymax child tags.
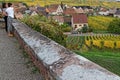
<box><xmin>12</xmin><ymin>20</ymin><xmax>120</xmax><ymax>80</ymax></box>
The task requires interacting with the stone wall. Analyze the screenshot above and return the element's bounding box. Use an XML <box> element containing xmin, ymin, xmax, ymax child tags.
<box><xmin>12</xmin><ymin>20</ymin><xmax>120</xmax><ymax>80</ymax></box>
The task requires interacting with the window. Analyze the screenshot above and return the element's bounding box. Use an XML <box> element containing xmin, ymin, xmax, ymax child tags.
<box><xmin>75</xmin><ymin>25</ymin><xmax>77</xmax><ymax>28</ymax></box>
<box><xmin>79</xmin><ymin>25</ymin><xmax>82</xmax><ymax>26</ymax></box>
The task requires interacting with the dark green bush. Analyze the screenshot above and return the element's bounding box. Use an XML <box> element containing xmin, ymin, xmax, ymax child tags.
<box><xmin>108</xmin><ymin>18</ymin><xmax>120</xmax><ymax>34</ymax></box>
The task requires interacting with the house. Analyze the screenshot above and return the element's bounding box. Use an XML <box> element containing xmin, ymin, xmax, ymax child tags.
<box><xmin>46</xmin><ymin>4</ymin><xmax>64</xmax><ymax>15</ymax></box>
<box><xmin>73</xmin><ymin>7</ymin><xmax>85</xmax><ymax>13</ymax></box>
<box><xmin>109</xmin><ymin>8</ymin><xmax>116</xmax><ymax>16</ymax></box>
<box><xmin>37</xmin><ymin>6</ymin><xmax>47</xmax><ymax>16</ymax></box>
<box><xmin>25</xmin><ymin>10</ymin><xmax>31</xmax><ymax>14</ymax></box>
<box><xmin>98</xmin><ymin>8</ymin><xmax>109</xmax><ymax>16</ymax></box>
<box><xmin>63</xmin><ymin>8</ymin><xmax>76</xmax><ymax>16</ymax></box>
<box><xmin>51</xmin><ymin>15</ymin><xmax>72</xmax><ymax>25</ymax></box>
<box><xmin>114</xmin><ymin>10</ymin><xmax>120</xmax><ymax>18</ymax></box>
<box><xmin>71</xmin><ymin>13</ymin><xmax>88</xmax><ymax>31</ymax></box>
<box><xmin>30</xmin><ymin>11</ymin><xmax>38</xmax><ymax>16</ymax></box>
<box><xmin>73</xmin><ymin>6</ymin><xmax>93</xmax><ymax>15</ymax></box>
<box><xmin>29</xmin><ymin>6</ymin><xmax>37</xmax><ymax>11</ymax></box>
<box><xmin>63</xmin><ymin>16</ymin><xmax>72</xmax><ymax>25</ymax></box>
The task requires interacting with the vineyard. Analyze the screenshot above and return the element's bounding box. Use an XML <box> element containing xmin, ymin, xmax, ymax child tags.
<box><xmin>1</xmin><ymin>0</ymin><xmax>120</xmax><ymax>8</ymax></box>
<box><xmin>25</xmin><ymin>0</ymin><xmax>120</xmax><ymax>8</ymax></box>
<box><xmin>67</xmin><ymin>34</ymin><xmax>120</xmax><ymax>50</ymax></box>
<box><xmin>88</xmin><ymin>16</ymin><xmax>115</xmax><ymax>32</ymax></box>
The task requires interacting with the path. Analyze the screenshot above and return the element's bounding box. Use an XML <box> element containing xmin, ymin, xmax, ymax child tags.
<box><xmin>0</xmin><ymin>22</ymin><xmax>42</xmax><ymax>80</ymax></box>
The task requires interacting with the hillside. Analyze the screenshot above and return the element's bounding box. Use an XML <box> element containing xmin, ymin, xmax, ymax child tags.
<box><xmin>0</xmin><ymin>0</ymin><xmax>120</xmax><ymax>8</ymax></box>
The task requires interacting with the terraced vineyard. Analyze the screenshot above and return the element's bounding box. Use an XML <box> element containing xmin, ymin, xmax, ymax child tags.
<box><xmin>67</xmin><ymin>34</ymin><xmax>120</xmax><ymax>50</ymax></box>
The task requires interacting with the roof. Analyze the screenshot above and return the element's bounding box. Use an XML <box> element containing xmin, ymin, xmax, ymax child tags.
<box><xmin>74</xmin><ymin>7</ymin><xmax>84</xmax><ymax>13</ymax></box>
<box><xmin>100</xmin><ymin>8</ymin><xmax>108</xmax><ymax>12</ymax></box>
<box><xmin>72</xmin><ymin>13</ymin><xmax>88</xmax><ymax>24</ymax></box>
<box><xmin>109</xmin><ymin>9</ymin><xmax>116</xmax><ymax>14</ymax></box>
<box><xmin>46</xmin><ymin>4</ymin><xmax>59</xmax><ymax>13</ymax></box>
<box><xmin>73</xmin><ymin>6</ymin><xmax>93</xmax><ymax>9</ymax></box>
<box><xmin>37</xmin><ymin>7</ymin><xmax>46</xmax><ymax>11</ymax></box>
<box><xmin>115</xmin><ymin>10</ymin><xmax>120</xmax><ymax>15</ymax></box>
<box><xmin>63</xmin><ymin>8</ymin><xmax>76</xmax><ymax>15</ymax></box>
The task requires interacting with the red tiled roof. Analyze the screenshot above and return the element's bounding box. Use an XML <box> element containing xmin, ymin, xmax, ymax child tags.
<box><xmin>63</xmin><ymin>8</ymin><xmax>76</xmax><ymax>15</ymax></box>
<box><xmin>46</xmin><ymin>4</ymin><xmax>59</xmax><ymax>13</ymax></box>
<box><xmin>72</xmin><ymin>13</ymin><xmax>88</xmax><ymax>23</ymax></box>
<box><xmin>47</xmin><ymin>7</ymin><xmax>57</xmax><ymax>13</ymax></box>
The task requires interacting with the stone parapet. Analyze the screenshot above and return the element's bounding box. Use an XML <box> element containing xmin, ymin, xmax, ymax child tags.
<box><xmin>12</xmin><ymin>20</ymin><xmax>120</xmax><ymax>80</ymax></box>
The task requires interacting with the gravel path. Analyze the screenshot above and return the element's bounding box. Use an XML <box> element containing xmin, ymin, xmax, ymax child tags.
<box><xmin>0</xmin><ymin>22</ymin><xmax>42</xmax><ymax>80</ymax></box>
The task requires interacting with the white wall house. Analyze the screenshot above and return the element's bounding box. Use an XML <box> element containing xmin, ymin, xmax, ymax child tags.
<box><xmin>114</xmin><ymin>10</ymin><xmax>120</xmax><ymax>18</ymax></box>
<box><xmin>98</xmin><ymin>11</ymin><xmax>109</xmax><ymax>16</ymax></box>
<box><xmin>71</xmin><ymin>13</ymin><xmax>88</xmax><ymax>31</ymax></box>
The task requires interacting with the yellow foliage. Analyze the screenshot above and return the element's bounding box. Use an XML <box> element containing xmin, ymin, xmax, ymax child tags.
<box><xmin>92</xmin><ymin>40</ymin><xmax>101</xmax><ymax>48</ymax></box>
<box><xmin>116</xmin><ymin>41</ymin><xmax>120</xmax><ymax>49</ymax></box>
<box><xmin>88</xmin><ymin>16</ymin><xmax>114</xmax><ymax>31</ymax></box>
<box><xmin>85</xmin><ymin>40</ymin><xmax>91</xmax><ymax>47</ymax></box>
<box><xmin>104</xmin><ymin>41</ymin><xmax>115</xmax><ymax>49</ymax></box>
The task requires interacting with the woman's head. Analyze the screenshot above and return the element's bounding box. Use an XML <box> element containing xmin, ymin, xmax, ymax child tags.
<box><xmin>2</xmin><ymin>3</ymin><xmax>8</xmax><ymax>8</ymax></box>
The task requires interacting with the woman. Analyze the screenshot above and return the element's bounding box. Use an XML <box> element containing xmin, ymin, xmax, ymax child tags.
<box><xmin>5</xmin><ymin>3</ymin><xmax>14</xmax><ymax>37</ymax></box>
<box><xmin>2</xmin><ymin>3</ymin><xmax>8</xmax><ymax>32</ymax></box>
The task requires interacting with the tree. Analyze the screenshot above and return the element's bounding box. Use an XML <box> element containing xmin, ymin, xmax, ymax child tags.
<box><xmin>81</xmin><ymin>25</ymin><xmax>89</xmax><ymax>33</ymax></box>
<box><xmin>108</xmin><ymin>18</ymin><xmax>120</xmax><ymax>34</ymax></box>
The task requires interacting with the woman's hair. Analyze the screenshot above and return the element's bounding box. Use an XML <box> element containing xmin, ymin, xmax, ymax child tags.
<box><xmin>8</xmin><ymin>3</ymin><xmax>12</xmax><ymax>7</ymax></box>
<box><xmin>2</xmin><ymin>3</ymin><xmax>7</xmax><ymax>8</ymax></box>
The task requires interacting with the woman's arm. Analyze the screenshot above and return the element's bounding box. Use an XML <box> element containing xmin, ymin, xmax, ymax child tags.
<box><xmin>2</xmin><ymin>11</ymin><xmax>8</xmax><ymax>16</ymax></box>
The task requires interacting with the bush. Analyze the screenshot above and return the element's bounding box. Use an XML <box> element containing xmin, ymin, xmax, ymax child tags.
<box><xmin>108</xmin><ymin>18</ymin><xmax>120</xmax><ymax>34</ymax></box>
<box><xmin>21</xmin><ymin>15</ymin><xmax>66</xmax><ymax>46</ymax></box>
<box><xmin>60</xmin><ymin>23</ymin><xmax>71</xmax><ymax>32</ymax></box>
<box><xmin>81</xmin><ymin>25</ymin><xmax>89</xmax><ymax>33</ymax></box>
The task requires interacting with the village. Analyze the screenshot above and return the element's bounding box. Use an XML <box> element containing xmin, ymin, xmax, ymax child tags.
<box><xmin>0</xmin><ymin>2</ymin><xmax>120</xmax><ymax>34</ymax></box>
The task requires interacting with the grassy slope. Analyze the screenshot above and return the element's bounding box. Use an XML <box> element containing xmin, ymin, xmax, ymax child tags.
<box><xmin>75</xmin><ymin>49</ymin><xmax>120</xmax><ymax>76</ymax></box>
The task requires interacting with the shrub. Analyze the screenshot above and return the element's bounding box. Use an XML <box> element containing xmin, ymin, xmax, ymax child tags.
<box><xmin>108</xmin><ymin>18</ymin><xmax>120</xmax><ymax>34</ymax></box>
<box><xmin>81</xmin><ymin>25</ymin><xmax>89</xmax><ymax>33</ymax></box>
<box><xmin>21</xmin><ymin>15</ymin><xmax>66</xmax><ymax>46</ymax></box>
